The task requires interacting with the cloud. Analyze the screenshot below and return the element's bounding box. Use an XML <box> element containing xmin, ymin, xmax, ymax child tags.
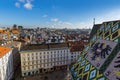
<box><xmin>95</xmin><ymin>9</ymin><xmax>120</xmax><ymax>24</ymax></box>
<box><xmin>24</xmin><ymin>2</ymin><xmax>33</xmax><ymax>10</ymax></box>
<box><xmin>51</xmin><ymin>18</ymin><xmax>59</xmax><ymax>22</ymax></box>
<box><xmin>15</xmin><ymin>2</ymin><xmax>20</xmax><ymax>8</ymax></box>
<box><xmin>52</xmin><ymin>9</ymin><xmax>120</xmax><ymax>29</ymax></box>
<box><xmin>15</xmin><ymin>0</ymin><xmax>34</xmax><ymax>10</ymax></box>
<box><xmin>75</xmin><ymin>22</ymin><xmax>92</xmax><ymax>29</ymax></box>
<box><xmin>49</xmin><ymin>21</ymin><xmax>73</xmax><ymax>29</ymax></box>
<box><xmin>19</xmin><ymin>0</ymin><xmax>25</xmax><ymax>3</ymax></box>
<box><xmin>63</xmin><ymin>22</ymin><xmax>72</xmax><ymax>25</ymax></box>
<box><xmin>60</xmin><ymin>22</ymin><xmax>73</xmax><ymax>28</ymax></box>
<box><xmin>71</xmin><ymin>8</ymin><xmax>120</xmax><ymax>29</ymax></box>
<box><xmin>42</xmin><ymin>14</ymin><xmax>48</xmax><ymax>18</ymax></box>
<box><xmin>26</xmin><ymin>0</ymin><xmax>34</xmax><ymax>2</ymax></box>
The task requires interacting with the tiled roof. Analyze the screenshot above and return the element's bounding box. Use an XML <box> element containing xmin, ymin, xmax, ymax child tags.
<box><xmin>0</xmin><ymin>46</ymin><xmax>11</xmax><ymax>58</ymax></box>
<box><xmin>11</xmin><ymin>29</ymin><xmax>19</xmax><ymax>34</ymax></box>
<box><xmin>0</xmin><ymin>30</ymin><xmax>8</xmax><ymax>34</ymax></box>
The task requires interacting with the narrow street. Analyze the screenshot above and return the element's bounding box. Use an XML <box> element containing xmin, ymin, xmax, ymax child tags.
<box><xmin>15</xmin><ymin>70</ymin><xmax>70</xmax><ymax>80</ymax></box>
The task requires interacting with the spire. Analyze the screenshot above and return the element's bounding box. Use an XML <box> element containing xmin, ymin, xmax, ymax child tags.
<box><xmin>93</xmin><ymin>18</ymin><xmax>95</xmax><ymax>25</ymax></box>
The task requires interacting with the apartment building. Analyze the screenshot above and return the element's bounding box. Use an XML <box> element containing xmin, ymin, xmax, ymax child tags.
<box><xmin>20</xmin><ymin>43</ymin><xmax>70</xmax><ymax>76</ymax></box>
<box><xmin>2</xmin><ymin>41</ymin><xmax>22</xmax><ymax>78</ymax></box>
<box><xmin>20</xmin><ymin>43</ymin><xmax>81</xmax><ymax>77</ymax></box>
<box><xmin>70</xmin><ymin>51</ymin><xmax>81</xmax><ymax>63</ymax></box>
<box><xmin>0</xmin><ymin>46</ymin><xmax>13</xmax><ymax>80</ymax></box>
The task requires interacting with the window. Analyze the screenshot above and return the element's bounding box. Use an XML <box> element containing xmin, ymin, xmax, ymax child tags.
<box><xmin>36</xmin><ymin>57</ymin><xmax>38</xmax><ymax>59</ymax></box>
<box><xmin>24</xmin><ymin>73</ymin><xmax>26</xmax><ymax>76</ymax></box>
<box><xmin>105</xmin><ymin>24</ymin><xmax>110</xmax><ymax>31</ymax></box>
<box><xmin>99</xmin><ymin>25</ymin><xmax>104</xmax><ymax>32</ymax></box>
<box><xmin>99</xmin><ymin>31</ymin><xmax>102</xmax><ymax>36</ymax></box>
<box><xmin>104</xmin><ymin>31</ymin><xmax>109</xmax><ymax>37</ymax></box>
<box><xmin>36</xmin><ymin>53</ymin><xmax>38</xmax><ymax>55</ymax></box>
<box><xmin>28</xmin><ymin>67</ymin><xmax>30</xmax><ymax>70</ymax></box>
<box><xmin>28</xmin><ymin>57</ymin><xmax>30</xmax><ymax>61</ymax></box>
<box><xmin>113</xmin><ymin>39</ymin><xmax>118</xmax><ymax>43</ymax></box>
<box><xmin>40</xmin><ymin>60</ymin><xmax>41</xmax><ymax>63</ymax></box>
<box><xmin>32</xmin><ymin>66</ymin><xmax>34</xmax><ymax>69</ymax></box>
<box><xmin>32</xmin><ymin>61</ymin><xmax>34</xmax><ymax>64</ymax></box>
<box><xmin>47</xmin><ymin>55</ymin><xmax>49</xmax><ymax>58</ymax></box>
<box><xmin>28</xmin><ymin>62</ymin><xmax>29</xmax><ymax>65</ymax></box>
<box><xmin>106</xmin><ymin>37</ymin><xmax>110</xmax><ymax>41</ymax></box>
<box><xmin>99</xmin><ymin>36</ymin><xmax>103</xmax><ymax>39</ymax></box>
<box><xmin>112</xmin><ymin>31</ymin><xmax>118</xmax><ymax>39</ymax></box>
<box><xmin>23</xmin><ymin>67</ymin><xmax>26</xmax><ymax>70</ymax></box>
<box><xmin>54</xmin><ymin>54</ymin><xmax>56</xmax><ymax>57</ymax></box>
<box><xmin>112</xmin><ymin>23</ymin><xmax>118</xmax><ymax>32</ymax></box>
<box><xmin>24</xmin><ymin>62</ymin><xmax>25</xmax><ymax>65</ymax></box>
<box><xmin>92</xmin><ymin>36</ymin><xmax>96</xmax><ymax>41</ymax></box>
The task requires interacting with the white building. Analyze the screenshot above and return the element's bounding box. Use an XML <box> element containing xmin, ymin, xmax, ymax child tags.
<box><xmin>71</xmin><ymin>51</ymin><xmax>81</xmax><ymax>63</ymax></box>
<box><xmin>20</xmin><ymin>43</ymin><xmax>81</xmax><ymax>77</ymax></box>
<box><xmin>0</xmin><ymin>46</ymin><xmax>13</xmax><ymax>80</ymax></box>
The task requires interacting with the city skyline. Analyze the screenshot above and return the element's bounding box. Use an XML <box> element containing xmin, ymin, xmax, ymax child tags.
<box><xmin>0</xmin><ymin>0</ymin><xmax>120</xmax><ymax>28</ymax></box>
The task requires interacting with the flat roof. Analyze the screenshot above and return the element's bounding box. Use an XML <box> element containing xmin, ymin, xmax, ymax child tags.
<box><xmin>22</xmin><ymin>43</ymin><xmax>69</xmax><ymax>51</ymax></box>
<box><xmin>20</xmin><ymin>47</ymin><xmax>69</xmax><ymax>53</ymax></box>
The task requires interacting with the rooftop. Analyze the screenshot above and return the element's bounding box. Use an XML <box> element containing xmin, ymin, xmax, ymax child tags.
<box><xmin>11</xmin><ymin>29</ymin><xmax>20</xmax><ymax>34</ymax></box>
<box><xmin>0</xmin><ymin>46</ymin><xmax>11</xmax><ymax>58</ymax></box>
<box><xmin>3</xmin><ymin>41</ymin><xmax>21</xmax><ymax>48</ymax></box>
<box><xmin>22</xmin><ymin>43</ymin><xmax>69</xmax><ymax>51</ymax></box>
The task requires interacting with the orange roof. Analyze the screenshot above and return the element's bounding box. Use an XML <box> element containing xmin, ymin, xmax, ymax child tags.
<box><xmin>0</xmin><ymin>46</ymin><xmax>12</xmax><ymax>58</ymax></box>
<box><xmin>0</xmin><ymin>36</ymin><xmax>3</xmax><ymax>40</ymax></box>
<box><xmin>11</xmin><ymin>29</ymin><xmax>19</xmax><ymax>34</ymax></box>
<box><xmin>0</xmin><ymin>30</ymin><xmax>8</xmax><ymax>34</ymax></box>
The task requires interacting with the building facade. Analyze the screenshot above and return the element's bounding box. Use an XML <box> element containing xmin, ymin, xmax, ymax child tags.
<box><xmin>0</xmin><ymin>47</ymin><xmax>13</xmax><ymax>80</ymax></box>
<box><xmin>70</xmin><ymin>51</ymin><xmax>81</xmax><ymax>63</ymax></box>
<box><xmin>20</xmin><ymin>43</ymin><xmax>81</xmax><ymax>77</ymax></box>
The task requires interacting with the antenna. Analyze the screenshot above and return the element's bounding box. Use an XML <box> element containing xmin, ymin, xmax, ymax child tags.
<box><xmin>93</xmin><ymin>18</ymin><xmax>95</xmax><ymax>25</ymax></box>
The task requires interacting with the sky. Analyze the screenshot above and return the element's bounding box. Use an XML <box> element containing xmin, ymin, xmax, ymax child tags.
<box><xmin>0</xmin><ymin>0</ymin><xmax>120</xmax><ymax>29</ymax></box>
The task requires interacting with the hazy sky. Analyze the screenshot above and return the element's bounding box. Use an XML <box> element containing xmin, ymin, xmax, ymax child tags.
<box><xmin>0</xmin><ymin>0</ymin><xmax>120</xmax><ymax>28</ymax></box>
